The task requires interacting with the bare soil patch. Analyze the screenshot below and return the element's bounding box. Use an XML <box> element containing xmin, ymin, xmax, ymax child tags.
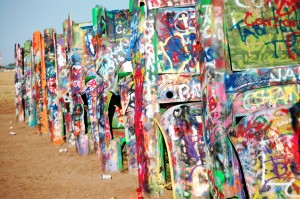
<box><xmin>0</xmin><ymin>71</ymin><xmax>142</xmax><ymax>199</ymax></box>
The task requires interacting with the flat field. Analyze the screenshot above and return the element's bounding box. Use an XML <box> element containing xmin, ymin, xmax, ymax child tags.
<box><xmin>0</xmin><ymin>71</ymin><xmax>142</xmax><ymax>199</ymax></box>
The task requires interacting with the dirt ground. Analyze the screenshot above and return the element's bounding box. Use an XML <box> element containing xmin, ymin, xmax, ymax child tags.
<box><xmin>0</xmin><ymin>71</ymin><xmax>172</xmax><ymax>199</ymax></box>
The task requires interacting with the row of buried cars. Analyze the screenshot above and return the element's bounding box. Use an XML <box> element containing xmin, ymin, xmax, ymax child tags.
<box><xmin>14</xmin><ymin>0</ymin><xmax>300</xmax><ymax>198</ymax></box>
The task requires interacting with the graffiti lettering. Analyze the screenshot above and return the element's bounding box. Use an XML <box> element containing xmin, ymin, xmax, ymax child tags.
<box><xmin>244</xmin><ymin>11</ymin><xmax>300</xmax><ymax>28</ymax></box>
<box><xmin>56</xmin><ymin>44</ymin><xmax>66</xmax><ymax>67</ymax></box>
<box><xmin>243</xmin><ymin>86</ymin><xmax>299</xmax><ymax>110</ymax></box>
<box><xmin>178</xmin><ymin>83</ymin><xmax>201</xmax><ymax>100</ymax></box>
<box><xmin>116</xmin><ymin>24</ymin><xmax>127</xmax><ymax>34</ymax></box>
<box><xmin>270</xmin><ymin>68</ymin><xmax>299</xmax><ymax>82</ymax></box>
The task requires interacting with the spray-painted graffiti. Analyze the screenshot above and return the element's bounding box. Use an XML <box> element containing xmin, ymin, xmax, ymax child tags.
<box><xmin>233</xmin><ymin>85</ymin><xmax>300</xmax><ymax>115</ymax></box>
<box><xmin>197</xmin><ymin>0</ymin><xmax>300</xmax><ymax>198</ymax></box>
<box><xmin>160</xmin><ymin>103</ymin><xmax>209</xmax><ymax>198</ymax></box>
<box><xmin>226</xmin><ymin>0</ymin><xmax>300</xmax><ymax>70</ymax></box>
<box><xmin>73</xmin><ymin>22</ymin><xmax>96</xmax><ymax>155</ymax></box>
<box><xmin>24</xmin><ymin>40</ymin><xmax>37</xmax><ymax>127</ymax></box>
<box><xmin>32</xmin><ymin>31</ymin><xmax>48</xmax><ymax>134</ymax></box>
<box><xmin>93</xmin><ymin>6</ymin><xmax>113</xmax><ymax>170</ymax></box>
<box><xmin>157</xmin><ymin>74</ymin><xmax>201</xmax><ymax>103</ymax></box>
<box><xmin>44</xmin><ymin>28</ymin><xmax>64</xmax><ymax>145</ymax></box>
<box><xmin>13</xmin><ymin>1</ymin><xmax>300</xmax><ymax>199</ymax></box>
<box><xmin>119</xmin><ymin>75</ymin><xmax>138</xmax><ymax>173</ymax></box>
<box><xmin>225</xmin><ymin>66</ymin><xmax>300</xmax><ymax>94</ymax></box>
<box><xmin>147</xmin><ymin>0</ymin><xmax>196</xmax><ymax>9</ymax></box>
<box><xmin>14</xmin><ymin>44</ymin><xmax>24</xmax><ymax>122</ymax></box>
<box><xmin>70</xmin><ymin>47</ymin><xmax>87</xmax><ymax>154</ymax></box>
<box><xmin>230</xmin><ymin>107</ymin><xmax>300</xmax><ymax>198</ymax></box>
<box><xmin>197</xmin><ymin>1</ymin><xmax>227</xmax><ymax>72</ymax></box>
<box><xmin>93</xmin><ymin>6</ymin><xmax>132</xmax><ymax>172</ymax></box>
<box><xmin>85</xmin><ymin>63</ymin><xmax>99</xmax><ymax>155</ymax></box>
<box><xmin>56</xmin><ymin>33</ymin><xmax>72</xmax><ymax>144</ymax></box>
<box><xmin>156</xmin><ymin>7</ymin><xmax>199</xmax><ymax>73</ymax></box>
<box><xmin>107</xmin><ymin>10</ymin><xmax>130</xmax><ymax>40</ymax></box>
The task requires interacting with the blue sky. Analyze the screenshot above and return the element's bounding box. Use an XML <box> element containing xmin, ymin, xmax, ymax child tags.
<box><xmin>0</xmin><ymin>0</ymin><xmax>129</xmax><ymax>65</ymax></box>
